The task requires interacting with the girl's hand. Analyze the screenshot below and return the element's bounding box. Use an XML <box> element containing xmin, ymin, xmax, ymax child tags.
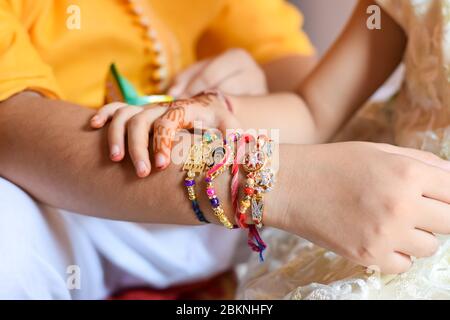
<box><xmin>89</xmin><ymin>92</ymin><xmax>239</xmax><ymax>177</ymax></box>
<box><xmin>168</xmin><ymin>49</ymin><xmax>268</xmax><ymax>98</ymax></box>
<box><xmin>90</xmin><ymin>102</ymin><xmax>168</xmax><ymax>177</ymax></box>
<box><xmin>152</xmin><ymin>92</ymin><xmax>240</xmax><ymax>170</ymax></box>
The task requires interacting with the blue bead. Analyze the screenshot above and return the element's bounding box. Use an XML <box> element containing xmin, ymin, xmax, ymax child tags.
<box><xmin>210</xmin><ymin>197</ymin><xmax>220</xmax><ymax>208</ymax></box>
<box><xmin>184</xmin><ymin>180</ymin><xmax>195</xmax><ymax>187</ymax></box>
<box><xmin>189</xmin><ymin>200</ymin><xmax>210</xmax><ymax>224</ymax></box>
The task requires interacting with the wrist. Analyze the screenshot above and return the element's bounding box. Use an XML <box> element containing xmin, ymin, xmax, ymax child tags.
<box><xmin>261</xmin><ymin>144</ymin><xmax>302</xmax><ymax>231</ymax></box>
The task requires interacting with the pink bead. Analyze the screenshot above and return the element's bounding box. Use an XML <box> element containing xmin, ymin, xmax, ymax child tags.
<box><xmin>206</xmin><ymin>188</ymin><xmax>216</xmax><ymax>197</ymax></box>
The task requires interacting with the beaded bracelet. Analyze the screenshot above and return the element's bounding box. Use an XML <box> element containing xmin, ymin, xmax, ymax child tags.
<box><xmin>182</xmin><ymin>130</ymin><xmax>228</xmax><ymax>223</ymax></box>
<box><xmin>183</xmin><ymin>143</ymin><xmax>209</xmax><ymax>223</ymax></box>
<box><xmin>231</xmin><ymin>133</ymin><xmax>255</xmax><ymax>228</ymax></box>
<box><xmin>243</xmin><ymin>135</ymin><xmax>275</xmax><ymax>228</ymax></box>
<box><xmin>205</xmin><ymin>142</ymin><xmax>236</xmax><ymax>229</ymax></box>
<box><xmin>230</xmin><ymin>134</ymin><xmax>273</xmax><ymax>260</ymax></box>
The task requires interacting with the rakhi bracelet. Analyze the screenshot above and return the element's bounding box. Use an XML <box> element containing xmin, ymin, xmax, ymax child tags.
<box><xmin>205</xmin><ymin>176</ymin><xmax>234</xmax><ymax>229</ymax></box>
<box><xmin>182</xmin><ymin>130</ymin><xmax>229</xmax><ymax>224</ymax></box>
<box><xmin>183</xmin><ymin>143</ymin><xmax>210</xmax><ymax>224</ymax></box>
<box><xmin>205</xmin><ymin>142</ymin><xmax>236</xmax><ymax>229</ymax></box>
<box><xmin>243</xmin><ymin>135</ymin><xmax>276</xmax><ymax>228</ymax></box>
<box><xmin>237</xmin><ymin>173</ymin><xmax>256</xmax><ymax>227</ymax></box>
<box><xmin>184</xmin><ymin>172</ymin><xmax>209</xmax><ymax>224</ymax></box>
<box><xmin>229</xmin><ymin>133</ymin><xmax>255</xmax><ymax>228</ymax></box>
<box><xmin>226</xmin><ymin>133</ymin><xmax>268</xmax><ymax>261</ymax></box>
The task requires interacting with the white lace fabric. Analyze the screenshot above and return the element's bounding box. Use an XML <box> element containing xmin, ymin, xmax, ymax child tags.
<box><xmin>237</xmin><ymin>230</ymin><xmax>450</xmax><ymax>300</ymax></box>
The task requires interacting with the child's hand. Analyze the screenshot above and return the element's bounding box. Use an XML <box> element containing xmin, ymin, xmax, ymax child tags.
<box><xmin>90</xmin><ymin>102</ymin><xmax>168</xmax><ymax>177</ymax></box>
<box><xmin>152</xmin><ymin>92</ymin><xmax>240</xmax><ymax>170</ymax></box>
<box><xmin>168</xmin><ymin>49</ymin><xmax>268</xmax><ymax>98</ymax></box>
<box><xmin>90</xmin><ymin>93</ymin><xmax>239</xmax><ymax>177</ymax></box>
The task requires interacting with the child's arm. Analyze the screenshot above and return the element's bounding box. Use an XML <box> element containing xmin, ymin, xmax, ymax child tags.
<box><xmin>230</xmin><ymin>0</ymin><xmax>407</xmax><ymax>143</ymax></box>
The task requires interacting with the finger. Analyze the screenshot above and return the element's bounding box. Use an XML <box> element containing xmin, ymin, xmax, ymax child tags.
<box><xmin>127</xmin><ymin>107</ymin><xmax>167</xmax><ymax>177</ymax></box>
<box><xmin>184</xmin><ymin>54</ymin><xmax>245</xmax><ymax>96</ymax></box>
<box><xmin>168</xmin><ymin>60</ymin><xmax>209</xmax><ymax>98</ymax></box>
<box><xmin>376</xmin><ymin>144</ymin><xmax>450</xmax><ymax>204</ymax></box>
<box><xmin>184</xmin><ymin>76</ymin><xmax>212</xmax><ymax>97</ymax></box>
<box><xmin>215</xmin><ymin>69</ymin><xmax>267</xmax><ymax>95</ymax></box>
<box><xmin>90</xmin><ymin>102</ymin><xmax>128</xmax><ymax>128</ymax></box>
<box><xmin>153</xmin><ymin>107</ymin><xmax>187</xmax><ymax>170</ymax></box>
<box><xmin>380</xmin><ymin>252</ymin><xmax>413</xmax><ymax>274</ymax></box>
<box><xmin>416</xmin><ymin>197</ymin><xmax>450</xmax><ymax>234</ymax></box>
<box><xmin>398</xmin><ymin>228</ymin><xmax>439</xmax><ymax>258</ymax></box>
<box><xmin>185</xmin><ymin>68</ymin><xmax>241</xmax><ymax>97</ymax></box>
<box><xmin>417</xmin><ymin>162</ymin><xmax>450</xmax><ymax>205</ymax></box>
<box><xmin>375</xmin><ymin>143</ymin><xmax>450</xmax><ymax>171</ymax></box>
<box><xmin>108</xmin><ymin>106</ymin><xmax>142</xmax><ymax>161</ymax></box>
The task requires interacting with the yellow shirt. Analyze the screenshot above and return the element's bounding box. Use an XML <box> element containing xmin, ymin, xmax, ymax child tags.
<box><xmin>0</xmin><ymin>0</ymin><xmax>314</xmax><ymax>108</ymax></box>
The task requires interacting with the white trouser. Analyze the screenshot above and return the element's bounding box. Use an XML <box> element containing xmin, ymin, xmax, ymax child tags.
<box><xmin>0</xmin><ymin>177</ymin><xmax>243</xmax><ymax>299</ymax></box>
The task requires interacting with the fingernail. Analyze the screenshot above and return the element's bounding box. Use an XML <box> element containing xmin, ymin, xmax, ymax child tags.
<box><xmin>110</xmin><ymin>145</ymin><xmax>121</xmax><ymax>158</ymax></box>
<box><xmin>155</xmin><ymin>153</ymin><xmax>167</xmax><ymax>169</ymax></box>
<box><xmin>91</xmin><ymin>115</ymin><xmax>100</xmax><ymax>122</ymax></box>
<box><xmin>136</xmin><ymin>161</ymin><xmax>148</xmax><ymax>176</ymax></box>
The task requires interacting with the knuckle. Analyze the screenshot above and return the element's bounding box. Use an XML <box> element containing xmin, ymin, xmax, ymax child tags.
<box><xmin>355</xmin><ymin>243</ymin><xmax>380</xmax><ymax>267</ymax></box>
<box><xmin>371</xmin><ymin>219</ymin><xmax>389</xmax><ymax>239</ymax></box>
<box><xmin>355</xmin><ymin>234</ymin><xmax>381</xmax><ymax>264</ymax></box>
<box><xmin>394</xmin><ymin>159</ymin><xmax>418</xmax><ymax>182</ymax></box>
<box><xmin>227</xmin><ymin>48</ymin><xmax>251</xmax><ymax>59</ymax></box>
<box><xmin>128</xmin><ymin>115</ymin><xmax>144</xmax><ymax>128</ymax></box>
<box><xmin>114</xmin><ymin>107</ymin><xmax>129</xmax><ymax>118</ymax></box>
<box><xmin>381</xmin><ymin>195</ymin><xmax>404</xmax><ymax>218</ymax></box>
<box><xmin>356</xmin><ymin>246</ymin><xmax>375</xmax><ymax>264</ymax></box>
<box><xmin>101</xmin><ymin>102</ymin><xmax>121</xmax><ymax>111</ymax></box>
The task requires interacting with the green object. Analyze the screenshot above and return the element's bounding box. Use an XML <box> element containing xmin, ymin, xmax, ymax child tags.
<box><xmin>110</xmin><ymin>63</ymin><xmax>173</xmax><ymax>106</ymax></box>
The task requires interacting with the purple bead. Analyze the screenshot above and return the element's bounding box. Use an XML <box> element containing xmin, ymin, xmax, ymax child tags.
<box><xmin>210</xmin><ymin>197</ymin><xmax>220</xmax><ymax>208</ymax></box>
<box><xmin>205</xmin><ymin>177</ymin><xmax>212</xmax><ymax>183</ymax></box>
<box><xmin>184</xmin><ymin>180</ymin><xmax>195</xmax><ymax>187</ymax></box>
<box><xmin>206</xmin><ymin>188</ymin><xmax>215</xmax><ymax>197</ymax></box>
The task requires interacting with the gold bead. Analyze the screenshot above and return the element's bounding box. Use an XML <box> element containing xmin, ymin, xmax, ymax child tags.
<box><xmin>239</xmin><ymin>206</ymin><xmax>248</xmax><ymax>213</ymax></box>
<box><xmin>241</xmin><ymin>199</ymin><xmax>250</xmax><ymax>208</ymax></box>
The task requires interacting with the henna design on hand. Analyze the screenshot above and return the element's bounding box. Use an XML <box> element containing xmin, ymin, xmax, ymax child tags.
<box><xmin>152</xmin><ymin>93</ymin><xmax>224</xmax><ymax>168</ymax></box>
<box><xmin>153</xmin><ymin>106</ymin><xmax>186</xmax><ymax>162</ymax></box>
